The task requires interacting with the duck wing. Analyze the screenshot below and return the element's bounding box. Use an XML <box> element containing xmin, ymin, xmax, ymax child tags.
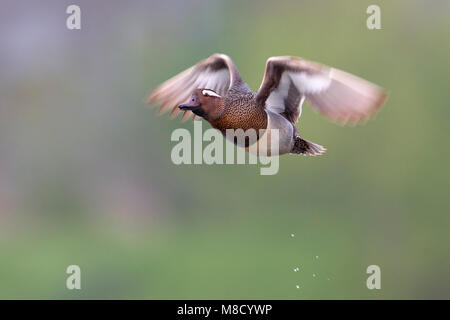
<box><xmin>255</xmin><ymin>56</ymin><xmax>387</xmax><ymax>125</ymax></box>
<box><xmin>148</xmin><ymin>53</ymin><xmax>242</xmax><ymax>121</ymax></box>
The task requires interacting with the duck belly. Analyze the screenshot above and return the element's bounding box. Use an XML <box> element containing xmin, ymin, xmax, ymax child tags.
<box><xmin>247</xmin><ymin>110</ymin><xmax>294</xmax><ymax>156</ymax></box>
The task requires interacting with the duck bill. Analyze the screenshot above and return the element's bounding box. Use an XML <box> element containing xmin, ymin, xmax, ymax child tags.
<box><xmin>178</xmin><ymin>104</ymin><xmax>198</xmax><ymax>111</ymax></box>
<box><xmin>179</xmin><ymin>98</ymin><xmax>200</xmax><ymax>109</ymax></box>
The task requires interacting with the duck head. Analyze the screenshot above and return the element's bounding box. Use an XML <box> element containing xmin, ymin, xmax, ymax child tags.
<box><xmin>179</xmin><ymin>89</ymin><xmax>223</xmax><ymax>120</ymax></box>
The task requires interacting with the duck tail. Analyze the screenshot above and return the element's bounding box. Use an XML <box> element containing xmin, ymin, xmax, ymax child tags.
<box><xmin>291</xmin><ymin>136</ymin><xmax>326</xmax><ymax>156</ymax></box>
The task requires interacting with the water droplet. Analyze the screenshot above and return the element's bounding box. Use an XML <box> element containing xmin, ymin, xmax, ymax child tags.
<box><xmin>290</xmin><ymin>233</ymin><xmax>295</xmax><ymax>238</ymax></box>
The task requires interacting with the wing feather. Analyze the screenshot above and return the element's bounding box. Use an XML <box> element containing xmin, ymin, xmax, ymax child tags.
<box><xmin>148</xmin><ymin>54</ymin><xmax>240</xmax><ymax>121</ymax></box>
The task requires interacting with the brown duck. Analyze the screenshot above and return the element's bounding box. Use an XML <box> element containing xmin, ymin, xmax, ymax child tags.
<box><xmin>148</xmin><ymin>54</ymin><xmax>387</xmax><ymax>155</ymax></box>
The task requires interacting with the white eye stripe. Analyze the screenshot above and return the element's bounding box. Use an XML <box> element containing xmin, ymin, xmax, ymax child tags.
<box><xmin>202</xmin><ymin>89</ymin><xmax>221</xmax><ymax>98</ymax></box>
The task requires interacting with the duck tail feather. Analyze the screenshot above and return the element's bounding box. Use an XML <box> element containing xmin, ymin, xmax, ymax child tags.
<box><xmin>291</xmin><ymin>136</ymin><xmax>326</xmax><ymax>156</ymax></box>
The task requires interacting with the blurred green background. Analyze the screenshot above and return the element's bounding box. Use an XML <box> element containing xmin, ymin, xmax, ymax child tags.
<box><xmin>0</xmin><ymin>0</ymin><xmax>449</xmax><ymax>299</ymax></box>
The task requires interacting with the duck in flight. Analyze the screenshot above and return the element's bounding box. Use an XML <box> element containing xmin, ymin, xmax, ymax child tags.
<box><xmin>148</xmin><ymin>54</ymin><xmax>387</xmax><ymax>156</ymax></box>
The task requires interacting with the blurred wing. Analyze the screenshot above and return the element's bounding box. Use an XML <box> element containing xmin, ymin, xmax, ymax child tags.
<box><xmin>147</xmin><ymin>53</ymin><xmax>241</xmax><ymax>121</ymax></box>
<box><xmin>255</xmin><ymin>56</ymin><xmax>387</xmax><ymax>125</ymax></box>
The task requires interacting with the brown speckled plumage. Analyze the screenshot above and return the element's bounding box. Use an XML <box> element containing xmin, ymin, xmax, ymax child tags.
<box><xmin>210</xmin><ymin>85</ymin><xmax>267</xmax><ymax>135</ymax></box>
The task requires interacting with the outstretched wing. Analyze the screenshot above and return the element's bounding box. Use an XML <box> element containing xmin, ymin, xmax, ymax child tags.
<box><xmin>255</xmin><ymin>56</ymin><xmax>387</xmax><ymax>125</ymax></box>
<box><xmin>148</xmin><ymin>53</ymin><xmax>241</xmax><ymax>121</ymax></box>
